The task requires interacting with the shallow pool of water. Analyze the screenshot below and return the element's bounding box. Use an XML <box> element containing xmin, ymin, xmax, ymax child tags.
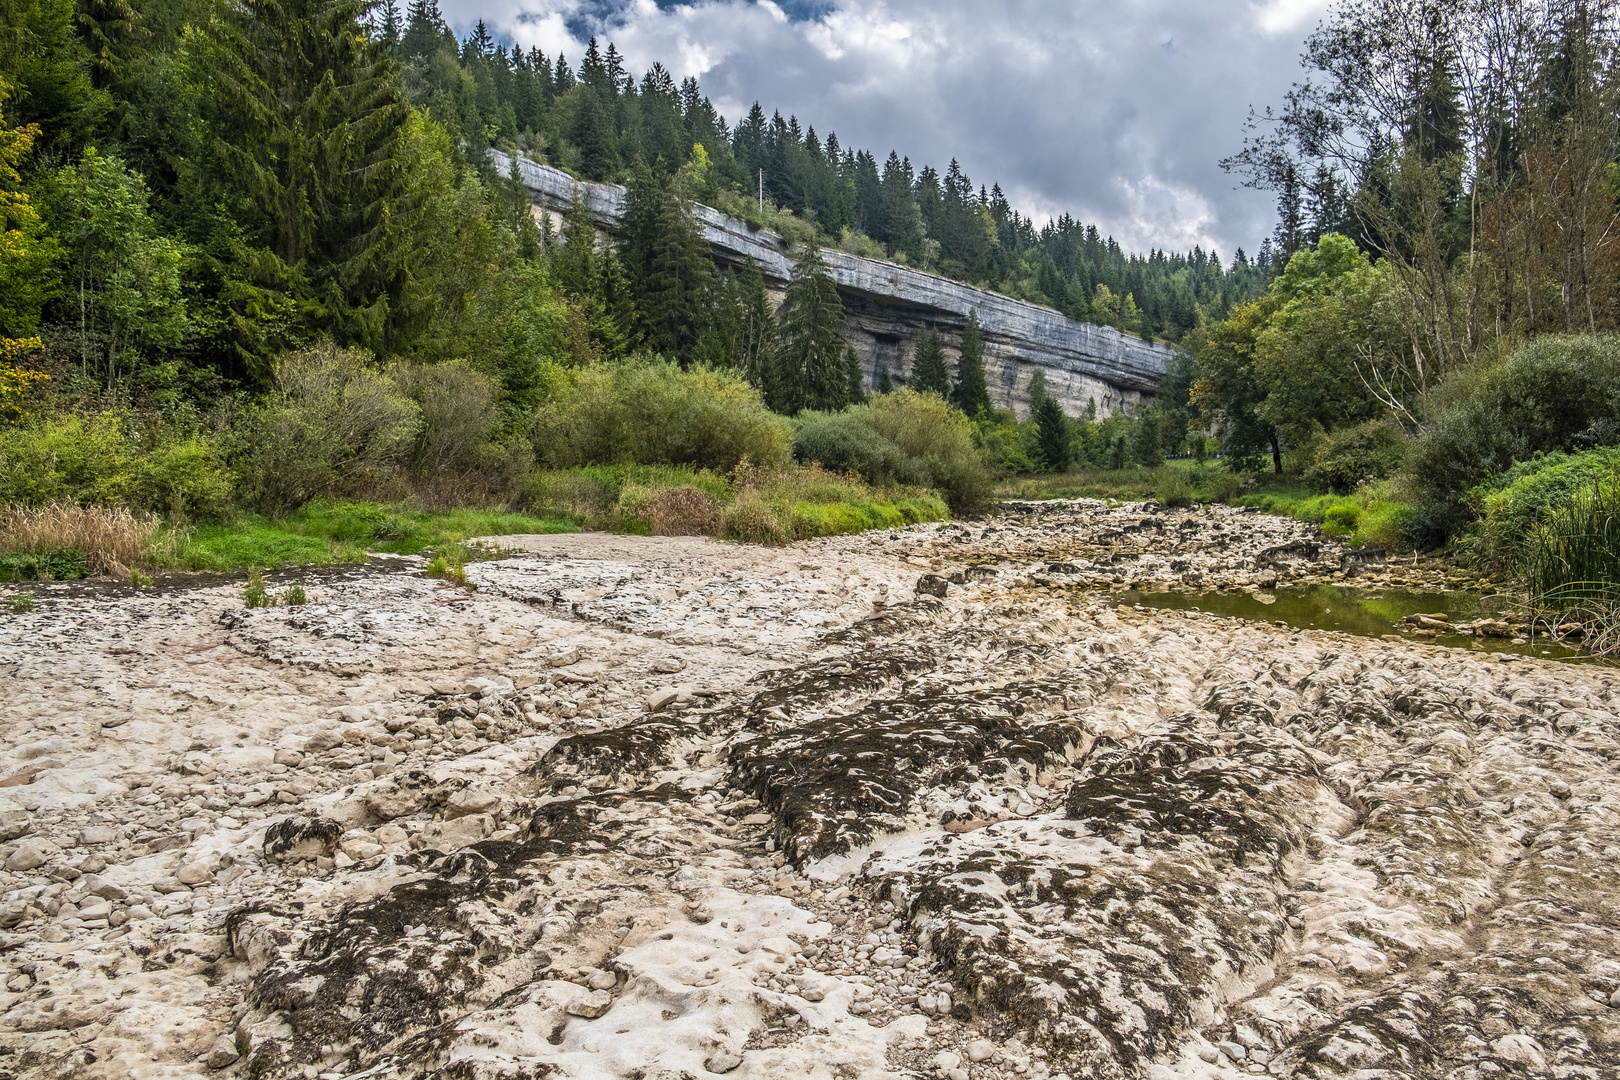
<box><xmin>1117</xmin><ymin>584</ymin><xmax>1600</xmax><ymax>663</ymax></box>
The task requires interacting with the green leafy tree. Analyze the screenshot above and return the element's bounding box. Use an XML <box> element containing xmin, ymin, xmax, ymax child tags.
<box><xmin>775</xmin><ymin>241</ymin><xmax>847</xmax><ymax>414</ymax></box>
<box><xmin>45</xmin><ymin>148</ymin><xmax>189</xmax><ymax>386</ymax></box>
<box><xmin>1033</xmin><ymin>393</ymin><xmax>1070</xmax><ymax>472</ymax></box>
<box><xmin>1191</xmin><ymin>298</ymin><xmax>1281</xmax><ymax>473</ymax></box>
<box><xmin>951</xmin><ymin>308</ymin><xmax>990</xmax><ymax>415</ymax></box>
<box><xmin>908</xmin><ymin>327</ymin><xmax>949</xmax><ymax>397</ymax></box>
<box><xmin>0</xmin><ymin>81</ymin><xmax>60</xmax><ymax>337</ymax></box>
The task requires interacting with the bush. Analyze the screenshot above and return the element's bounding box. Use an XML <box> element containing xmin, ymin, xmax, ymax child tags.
<box><xmin>722</xmin><ymin>491</ymin><xmax>790</xmax><ymax>544</ymax></box>
<box><xmin>1406</xmin><ymin>334</ymin><xmax>1620</xmax><ymax>542</ymax></box>
<box><xmin>241</xmin><ymin>343</ymin><xmax>420</xmax><ymax>516</ymax></box>
<box><xmin>1155</xmin><ymin>472</ymin><xmax>1195</xmax><ymax>508</ymax></box>
<box><xmin>0</xmin><ymin>411</ymin><xmax>231</xmax><ymax>515</ymax></box>
<box><xmin>1525</xmin><ymin>470</ymin><xmax>1619</xmax><ymax>606</ymax></box>
<box><xmin>1305</xmin><ymin>419</ymin><xmax>1406</xmax><ymax>494</ymax></box>
<box><xmin>391</xmin><ymin>359</ymin><xmax>504</xmax><ymax>474</ymax></box>
<box><xmin>843</xmin><ymin>390</ymin><xmax>991</xmax><ymax>514</ymax></box>
<box><xmin>1475</xmin><ymin>448</ymin><xmax>1620</xmax><ymax>569</ymax></box>
<box><xmin>533</xmin><ymin>360</ymin><xmax>790</xmax><ymax>474</ymax></box>
<box><xmin>792</xmin><ymin>411</ymin><xmax>915</xmax><ymax>487</ymax></box>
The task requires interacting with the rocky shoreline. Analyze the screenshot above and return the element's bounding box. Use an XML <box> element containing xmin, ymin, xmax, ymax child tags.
<box><xmin>2</xmin><ymin>500</ymin><xmax>1617</xmax><ymax>1079</ymax></box>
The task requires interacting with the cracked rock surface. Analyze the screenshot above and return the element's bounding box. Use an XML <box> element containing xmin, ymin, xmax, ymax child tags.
<box><xmin>0</xmin><ymin>503</ymin><xmax>1617</xmax><ymax>1080</ymax></box>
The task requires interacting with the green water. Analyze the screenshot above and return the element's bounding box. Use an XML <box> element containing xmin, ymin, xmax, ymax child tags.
<box><xmin>1117</xmin><ymin>584</ymin><xmax>1596</xmax><ymax>662</ymax></box>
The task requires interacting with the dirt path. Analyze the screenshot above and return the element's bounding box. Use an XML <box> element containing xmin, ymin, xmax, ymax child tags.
<box><xmin>1</xmin><ymin>501</ymin><xmax>1617</xmax><ymax>1079</ymax></box>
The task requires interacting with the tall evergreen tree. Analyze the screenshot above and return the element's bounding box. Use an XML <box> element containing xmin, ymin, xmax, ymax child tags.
<box><xmin>952</xmin><ymin>309</ymin><xmax>990</xmax><ymax>415</ymax></box>
<box><xmin>876</xmin><ymin>363</ymin><xmax>893</xmax><ymax>393</ymax></box>
<box><xmin>908</xmin><ymin>327</ymin><xmax>949</xmax><ymax>397</ymax></box>
<box><xmin>400</xmin><ymin>0</ymin><xmax>450</xmax><ymax>60</ymax></box>
<box><xmin>1033</xmin><ymin>393</ymin><xmax>1070</xmax><ymax>472</ymax></box>
<box><xmin>734</xmin><ymin>258</ymin><xmax>776</xmax><ymax>396</ymax></box>
<box><xmin>618</xmin><ymin>164</ymin><xmax>710</xmax><ymax>361</ymax></box>
<box><xmin>845</xmin><ymin>345</ymin><xmax>865</xmax><ymax>404</ymax></box>
<box><xmin>775</xmin><ymin>241</ymin><xmax>847</xmax><ymax>414</ymax></box>
<box><xmin>196</xmin><ymin>0</ymin><xmax>418</xmax><ymax>367</ymax></box>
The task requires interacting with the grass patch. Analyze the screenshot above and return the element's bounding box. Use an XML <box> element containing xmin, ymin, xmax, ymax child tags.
<box><xmin>1234</xmin><ymin>481</ymin><xmax>1415</xmax><ymax>550</ymax></box>
<box><xmin>524</xmin><ymin>462</ymin><xmax>950</xmax><ymax>543</ymax></box>
<box><xmin>997</xmin><ymin>460</ymin><xmax>1249</xmax><ymax>505</ymax></box>
<box><xmin>174</xmin><ymin>502</ymin><xmax>575</xmax><ymax>571</ymax></box>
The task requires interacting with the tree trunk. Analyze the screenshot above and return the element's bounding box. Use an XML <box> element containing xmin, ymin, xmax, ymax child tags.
<box><xmin>1270</xmin><ymin>432</ymin><xmax>1282</xmax><ymax>475</ymax></box>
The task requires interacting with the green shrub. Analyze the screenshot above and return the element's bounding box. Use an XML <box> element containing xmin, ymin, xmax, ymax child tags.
<box><xmin>1406</xmin><ymin>334</ymin><xmax>1620</xmax><ymax>543</ymax></box>
<box><xmin>0</xmin><ymin>411</ymin><xmax>228</xmax><ymax>515</ymax></box>
<box><xmin>1305</xmin><ymin>419</ymin><xmax>1406</xmax><ymax>494</ymax></box>
<box><xmin>8</xmin><ymin>590</ymin><xmax>35</xmax><ymax>613</ymax></box>
<box><xmin>792</xmin><ymin>411</ymin><xmax>915</xmax><ymax>487</ymax></box>
<box><xmin>840</xmin><ymin>390</ymin><xmax>990</xmax><ymax>515</ymax></box>
<box><xmin>533</xmin><ymin>360</ymin><xmax>790</xmax><ymax>474</ymax></box>
<box><xmin>1475</xmin><ymin>448</ymin><xmax>1620</xmax><ymax>568</ymax></box>
<box><xmin>0</xmin><ymin>547</ymin><xmax>89</xmax><ymax>581</ymax></box>
<box><xmin>243</xmin><ymin>568</ymin><xmax>269</xmax><ymax>608</ymax></box>
<box><xmin>1155</xmin><ymin>472</ymin><xmax>1195</xmax><ymax>508</ymax></box>
<box><xmin>722</xmin><ymin>491</ymin><xmax>790</xmax><ymax>544</ymax></box>
<box><xmin>240</xmin><ymin>343</ymin><xmax>420</xmax><ymax>516</ymax></box>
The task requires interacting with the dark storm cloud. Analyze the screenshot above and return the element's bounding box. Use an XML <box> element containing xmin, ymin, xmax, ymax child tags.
<box><xmin>438</xmin><ymin>0</ymin><xmax>1331</xmax><ymax>257</ymax></box>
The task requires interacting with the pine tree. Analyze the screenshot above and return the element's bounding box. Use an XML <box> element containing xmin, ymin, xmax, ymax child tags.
<box><xmin>400</xmin><ymin>0</ymin><xmax>450</xmax><ymax>60</ymax></box>
<box><xmin>198</xmin><ymin>0</ymin><xmax>417</xmax><ymax>362</ymax></box>
<box><xmin>735</xmin><ymin>258</ymin><xmax>776</xmax><ymax>396</ymax></box>
<box><xmin>845</xmin><ymin>345</ymin><xmax>865</xmax><ymax>404</ymax></box>
<box><xmin>908</xmin><ymin>327</ymin><xmax>949</xmax><ymax>397</ymax></box>
<box><xmin>776</xmin><ymin>241</ymin><xmax>847</xmax><ymax>414</ymax></box>
<box><xmin>1034</xmin><ymin>394</ymin><xmax>1070</xmax><ymax>472</ymax></box>
<box><xmin>570</xmin><ymin>87</ymin><xmax>618</xmax><ymax>180</ymax></box>
<box><xmin>619</xmin><ymin>164</ymin><xmax>711</xmax><ymax>361</ymax></box>
<box><xmin>951</xmin><ymin>309</ymin><xmax>990</xmax><ymax>415</ymax></box>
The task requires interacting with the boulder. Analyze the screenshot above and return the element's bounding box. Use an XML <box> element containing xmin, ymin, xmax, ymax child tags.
<box><xmin>5</xmin><ymin>837</ymin><xmax>57</xmax><ymax>872</ymax></box>
<box><xmin>444</xmin><ymin>789</ymin><xmax>502</xmax><ymax>819</ymax></box>
<box><xmin>0</xmin><ymin>809</ymin><xmax>32</xmax><ymax>841</ymax></box>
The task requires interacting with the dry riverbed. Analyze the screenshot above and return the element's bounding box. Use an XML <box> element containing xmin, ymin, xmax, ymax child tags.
<box><xmin>1</xmin><ymin>500</ymin><xmax>1617</xmax><ymax>1080</ymax></box>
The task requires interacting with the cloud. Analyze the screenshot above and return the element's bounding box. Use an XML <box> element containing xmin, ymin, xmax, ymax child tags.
<box><xmin>438</xmin><ymin>0</ymin><xmax>1316</xmax><ymax>255</ymax></box>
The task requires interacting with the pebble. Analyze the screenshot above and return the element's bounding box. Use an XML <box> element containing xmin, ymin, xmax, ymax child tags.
<box><xmin>967</xmin><ymin>1039</ymin><xmax>996</xmax><ymax>1062</ymax></box>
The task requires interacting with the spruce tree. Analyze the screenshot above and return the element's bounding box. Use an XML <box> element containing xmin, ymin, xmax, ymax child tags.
<box><xmin>735</xmin><ymin>258</ymin><xmax>776</xmax><ymax>397</ymax></box>
<box><xmin>845</xmin><ymin>345</ymin><xmax>865</xmax><ymax>404</ymax></box>
<box><xmin>877</xmin><ymin>364</ymin><xmax>894</xmax><ymax>393</ymax></box>
<box><xmin>1034</xmin><ymin>394</ymin><xmax>1071</xmax><ymax>472</ymax></box>
<box><xmin>951</xmin><ymin>308</ymin><xmax>990</xmax><ymax>415</ymax></box>
<box><xmin>619</xmin><ymin>165</ymin><xmax>711</xmax><ymax>362</ymax></box>
<box><xmin>198</xmin><ymin>0</ymin><xmax>417</xmax><ymax>363</ymax></box>
<box><xmin>776</xmin><ymin>241</ymin><xmax>847</xmax><ymax>414</ymax></box>
<box><xmin>908</xmin><ymin>327</ymin><xmax>949</xmax><ymax>397</ymax></box>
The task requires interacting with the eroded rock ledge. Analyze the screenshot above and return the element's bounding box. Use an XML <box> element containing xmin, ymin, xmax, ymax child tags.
<box><xmin>1</xmin><ymin>503</ymin><xmax>1618</xmax><ymax>1080</ymax></box>
<box><xmin>490</xmin><ymin>149</ymin><xmax>1172</xmax><ymax>419</ymax></box>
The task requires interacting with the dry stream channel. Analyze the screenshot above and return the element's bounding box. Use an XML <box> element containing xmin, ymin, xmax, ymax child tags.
<box><xmin>1</xmin><ymin>499</ymin><xmax>1617</xmax><ymax>1080</ymax></box>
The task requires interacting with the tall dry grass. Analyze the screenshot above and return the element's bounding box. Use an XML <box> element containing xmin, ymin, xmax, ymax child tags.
<box><xmin>0</xmin><ymin>504</ymin><xmax>175</xmax><ymax>575</ymax></box>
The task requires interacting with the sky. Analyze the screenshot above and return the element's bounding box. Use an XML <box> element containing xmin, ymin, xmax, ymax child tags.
<box><xmin>434</xmin><ymin>0</ymin><xmax>1335</xmax><ymax>259</ymax></box>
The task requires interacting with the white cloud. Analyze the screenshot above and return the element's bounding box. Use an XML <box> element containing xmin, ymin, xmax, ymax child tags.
<box><xmin>438</xmin><ymin>0</ymin><xmax>1311</xmax><ymax>254</ymax></box>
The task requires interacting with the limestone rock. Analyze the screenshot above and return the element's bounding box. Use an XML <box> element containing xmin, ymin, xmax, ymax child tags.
<box><xmin>704</xmin><ymin>1051</ymin><xmax>742</xmax><ymax>1074</ymax></box>
<box><xmin>205</xmin><ymin>1031</ymin><xmax>241</xmax><ymax>1069</ymax></box>
<box><xmin>5</xmin><ymin>837</ymin><xmax>56</xmax><ymax>872</ymax></box>
<box><xmin>0</xmin><ymin>809</ymin><xmax>31</xmax><ymax>841</ymax></box>
<box><xmin>566</xmin><ymin>989</ymin><xmax>613</xmax><ymax>1019</ymax></box>
<box><xmin>444</xmin><ymin>789</ymin><xmax>501</xmax><ymax>819</ymax></box>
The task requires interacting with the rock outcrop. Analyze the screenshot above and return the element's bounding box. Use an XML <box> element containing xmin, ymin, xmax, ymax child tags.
<box><xmin>490</xmin><ymin>150</ymin><xmax>1171</xmax><ymax>418</ymax></box>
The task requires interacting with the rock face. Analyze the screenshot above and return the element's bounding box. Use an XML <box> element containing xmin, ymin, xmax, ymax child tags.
<box><xmin>490</xmin><ymin>150</ymin><xmax>1170</xmax><ymax>418</ymax></box>
<box><xmin>3</xmin><ymin>510</ymin><xmax>1619</xmax><ymax>1079</ymax></box>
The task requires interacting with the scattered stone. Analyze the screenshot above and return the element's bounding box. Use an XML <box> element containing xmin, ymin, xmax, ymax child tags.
<box><xmin>0</xmin><ymin>809</ymin><xmax>32</xmax><ymax>841</ymax></box>
<box><xmin>704</xmin><ymin>1051</ymin><xmax>743</xmax><ymax>1074</ymax></box>
<box><xmin>915</xmin><ymin>574</ymin><xmax>950</xmax><ymax>598</ymax></box>
<box><xmin>205</xmin><ymin>1032</ymin><xmax>241</xmax><ymax>1069</ymax></box>
<box><xmin>967</xmin><ymin>1039</ymin><xmax>996</xmax><ymax>1062</ymax></box>
<box><xmin>4</xmin><ymin>837</ymin><xmax>56</xmax><ymax>872</ymax></box>
<box><xmin>566</xmin><ymin>990</ymin><xmax>614</xmax><ymax>1019</ymax></box>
